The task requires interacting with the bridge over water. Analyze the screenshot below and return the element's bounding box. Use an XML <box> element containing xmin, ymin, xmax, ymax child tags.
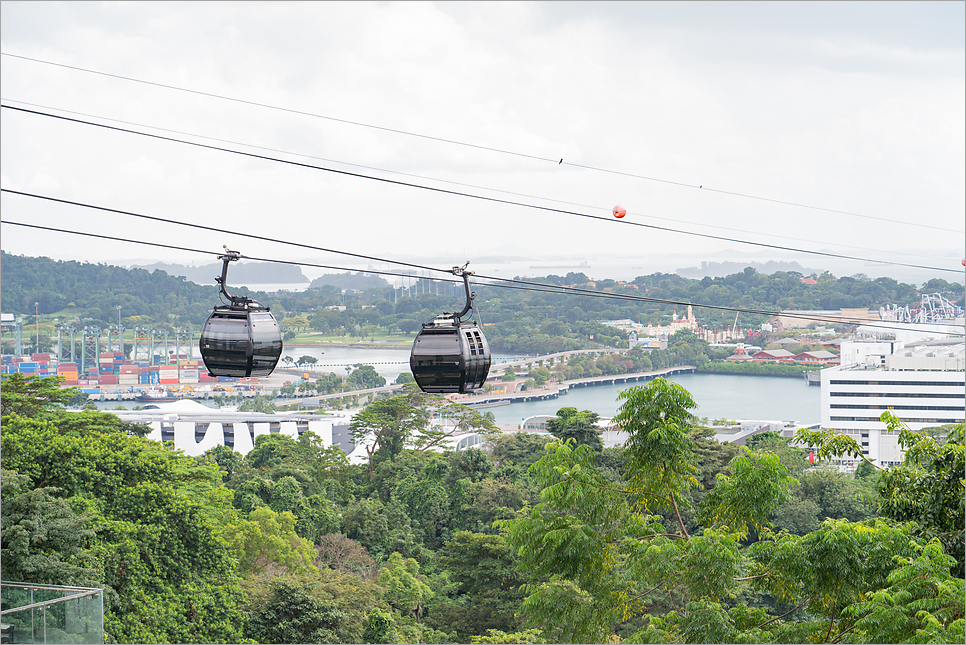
<box><xmin>455</xmin><ymin>365</ymin><xmax>696</xmax><ymax>407</ymax></box>
<box><xmin>275</xmin><ymin>364</ymin><xmax>696</xmax><ymax>409</ymax></box>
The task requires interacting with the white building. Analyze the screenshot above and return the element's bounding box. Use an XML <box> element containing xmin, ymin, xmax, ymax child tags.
<box><xmin>112</xmin><ymin>400</ymin><xmax>355</xmax><ymax>457</ymax></box>
<box><xmin>820</xmin><ymin>332</ymin><xmax>965</xmax><ymax>471</ymax></box>
<box><xmin>112</xmin><ymin>400</ymin><xmax>491</xmax><ymax>462</ymax></box>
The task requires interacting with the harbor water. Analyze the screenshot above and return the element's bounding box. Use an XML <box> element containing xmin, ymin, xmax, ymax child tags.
<box><xmin>280</xmin><ymin>346</ymin><xmax>533</xmax><ymax>386</ymax></box>
<box><xmin>484</xmin><ymin>372</ymin><xmax>821</xmax><ymax>427</ymax></box>
<box><xmin>93</xmin><ymin>346</ymin><xmax>821</xmax><ymax>426</ymax></box>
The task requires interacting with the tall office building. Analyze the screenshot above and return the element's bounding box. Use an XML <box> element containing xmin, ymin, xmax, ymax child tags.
<box><xmin>819</xmin><ymin>323</ymin><xmax>964</xmax><ymax>471</ymax></box>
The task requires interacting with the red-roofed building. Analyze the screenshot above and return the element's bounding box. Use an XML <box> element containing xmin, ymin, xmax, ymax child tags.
<box><xmin>792</xmin><ymin>350</ymin><xmax>839</xmax><ymax>365</ymax></box>
<box><xmin>800</xmin><ymin>278</ymin><xmax>818</xmax><ymax>285</ymax></box>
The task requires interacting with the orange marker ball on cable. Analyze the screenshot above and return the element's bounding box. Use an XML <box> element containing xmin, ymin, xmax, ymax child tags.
<box><xmin>613</xmin><ymin>205</ymin><xmax>626</xmax><ymax>218</ymax></box>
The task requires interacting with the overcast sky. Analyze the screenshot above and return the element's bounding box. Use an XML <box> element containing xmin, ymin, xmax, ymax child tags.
<box><xmin>1</xmin><ymin>1</ymin><xmax>963</xmax><ymax>285</ymax></box>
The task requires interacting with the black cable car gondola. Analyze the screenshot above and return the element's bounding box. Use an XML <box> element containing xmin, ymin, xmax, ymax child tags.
<box><xmin>410</xmin><ymin>265</ymin><xmax>491</xmax><ymax>394</ymax></box>
<box><xmin>199</xmin><ymin>248</ymin><xmax>282</xmax><ymax>378</ymax></box>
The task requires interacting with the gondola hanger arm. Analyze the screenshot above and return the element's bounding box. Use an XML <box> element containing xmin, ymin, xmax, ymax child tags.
<box><xmin>216</xmin><ymin>246</ymin><xmax>251</xmax><ymax>307</ymax></box>
<box><xmin>451</xmin><ymin>262</ymin><xmax>475</xmax><ymax>321</ymax></box>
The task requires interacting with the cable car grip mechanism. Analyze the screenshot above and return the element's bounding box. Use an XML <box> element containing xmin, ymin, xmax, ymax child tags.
<box><xmin>450</xmin><ymin>262</ymin><xmax>475</xmax><ymax>322</ymax></box>
<box><xmin>216</xmin><ymin>246</ymin><xmax>258</xmax><ymax>309</ymax></box>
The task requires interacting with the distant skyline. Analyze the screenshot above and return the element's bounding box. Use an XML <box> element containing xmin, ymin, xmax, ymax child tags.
<box><xmin>2</xmin><ymin>1</ymin><xmax>963</xmax><ymax>285</ymax></box>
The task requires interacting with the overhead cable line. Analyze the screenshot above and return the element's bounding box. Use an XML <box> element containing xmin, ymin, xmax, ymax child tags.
<box><xmin>1</xmin><ymin>107</ymin><xmax>960</xmax><ymax>276</ymax></box>
<box><xmin>3</xmin><ymin>51</ymin><xmax>960</xmax><ymax>234</ymax></box>
<box><xmin>1</xmin><ymin>187</ymin><xmax>442</xmax><ymax>276</ymax></box>
<box><xmin>4</xmin><ymin>220</ymin><xmax>961</xmax><ymax>337</ymax></box>
<box><xmin>2</xmin><ymin>98</ymin><xmax>948</xmax><ymax>266</ymax></box>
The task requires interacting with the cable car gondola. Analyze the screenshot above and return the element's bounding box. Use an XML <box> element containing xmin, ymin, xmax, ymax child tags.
<box><xmin>199</xmin><ymin>248</ymin><xmax>282</xmax><ymax>378</ymax></box>
<box><xmin>410</xmin><ymin>265</ymin><xmax>491</xmax><ymax>394</ymax></box>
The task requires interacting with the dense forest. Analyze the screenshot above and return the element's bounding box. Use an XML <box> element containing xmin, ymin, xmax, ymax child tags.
<box><xmin>1</xmin><ymin>374</ymin><xmax>963</xmax><ymax>643</ymax></box>
<box><xmin>3</xmin><ymin>251</ymin><xmax>964</xmax><ymax>356</ymax></box>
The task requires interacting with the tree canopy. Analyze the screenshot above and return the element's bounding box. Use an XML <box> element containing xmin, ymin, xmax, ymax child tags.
<box><xmin>3</xmin><ymin>372</ymin><xmax>962</xmax><ymax>644</ymax></box>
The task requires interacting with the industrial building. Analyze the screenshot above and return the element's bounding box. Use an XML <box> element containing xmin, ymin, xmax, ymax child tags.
<box><xmin>819</xmin><ymin>321</ymin><xmax>965</xmax><ymax>471</ymax></box>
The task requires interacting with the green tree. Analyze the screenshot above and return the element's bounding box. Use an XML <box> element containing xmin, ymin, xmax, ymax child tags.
<box><xmin>246</xmin><ymin>577</ymin><xmax>347</xmax><ymax>644</ymax></box>
<box><xmin>797</xmin><ymin>413</ymin><xmax>965</xmax><ymax>577</ymax></box>
<box><xmin>431</xmin><ymin>531</ymin><xmax>529</xmax><ymax>640</ymax></box>
<box><xmin>379</xmin><ymin>552</ymin><xmax>433</xmax><ymax>622</ymax></box>
<box><xmin>613</xmin><ymin>378</ymin><xmax>700</xmax><ymax>535</ymax></box>
<box><xmin>876</xmin><ymin>414</ymin><xmax>965</xmax><ymax>577</ymax></box>
<box><xmin>349</xmin><ymin>364</ymin><xmax>388</xmax><ymax>389</ymax></box>
<box><xmin>410</xmin><ymin>396</ymin><xmax>500</xmax><ymax>454</ymax></box>
<box><xmin>364</xmin><ymin>607</ymin><xmax>399</xmax><ymax>644</ymax></box>
<box><xmin>469</xmin><ymin>628</ymin><xmax>547</xmax><ymax>644</ymax></box>
<box><xmin>201</xmin><ymin>444</ymin><xmax>245</xmax><ymax>482</ymax></box>
<box><xmin>1</xmin><ymin>469</ymin><xmax>95</xmax><ymax>586</ymax></box>
<box><xmin>394</xmin><ymin>472</ymin><xmax>450</xmax><ymax>549</ymax></box>
<box><xmin>748</xmin><ymin>518</ymin><xmax>920</xmax><ymax>641</ymax></box>
<box><xmin>219</xmin><ymin>506</ymin><xmax>317</xmax><ymax>576</ymax></box>
<box><xmin>268</xmin><ymin>475</ymin><xmax>304</xmax><ymax>515</ymax></box>
<box><xmin>1</xmin><ymin>390</ymin><xmax>249</xmax><ymax>643</ymax></box>
<box><xmin>840</xmin><ymin>538</ymin><xmax>965</xmax><ymax>643</ymax></box>
<box><xmin>545</xmin><ymin>407</ymin><xmax>603</xmax><ymax>451</ymax></box>
<box><xmin>342</xmin><ymin>498</ymin><xmax>422</xmax><ymax>560</ymax></box>
<box><xmin>698</xmin><ymin>449</ymin><xmax>797</xmax><ymax>538</ymax></box>
<box><xmin>0</xmin><ymin>374</ymin><xmax>78</xmax><ymax>418</ymax></box>
<box><xmin>283</xmin><ymin>315</ymin><xmax>311</xmax><ymax>331</ymax></box>
<box><xmin>246</xmin><ymin>432</ymin><xmax>300</xmax><ymax>470</ymax></box>
<box><xmin>496</xmin><ymin>377</ymin><xmax>938</xmax><ymax>643</ymax></box>
<box><xmin>349</xmin><ymin>395</ymin><xmax>428</xmax><ymax>479</ymax></box>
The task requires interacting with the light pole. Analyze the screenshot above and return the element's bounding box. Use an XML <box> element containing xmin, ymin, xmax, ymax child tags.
<box><xmin>34</xmin><ymin>302</ymin><xmax>39</xmax><ymax>353</ymax></box>
<box><xmin>116</xmin><ymin>306</ymin><xmax>122</xmax><ymax>356</ymax></box>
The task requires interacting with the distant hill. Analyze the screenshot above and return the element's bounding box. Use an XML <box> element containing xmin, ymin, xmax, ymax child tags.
<box><xmin>0</xmin><ymin>251</ymin><xmax>219</xmax><ymax>320</ymax></box>
<box><xmin>131</xmin><ymin>261</ymin><xmax>309</xmax><ymax>285</ymax></box>
<box><xmin>309</xmin><ymin>272</ymin><xmax>390</xmax><ymax>291</ymax></box>
<box><xmin>676</xmin><ymin>260</ymin><xmax>816</xmax><ymax>279</ymax></box>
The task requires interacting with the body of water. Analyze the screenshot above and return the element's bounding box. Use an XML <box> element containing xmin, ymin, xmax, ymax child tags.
<box><xmin>244</xmin><ymin>283</ymin><xmax>311</xmax><ymax>293</ymax></box>
<box><xmin>281</xmin><ymin>346</ymin><xmax>533</xmax><ymax>385</ymax></box>
<box><xmin>485</xmin><ymin>372</ymin><xmax>820</xmax><ymax>427</ymax></box>
<box><xmin>92</xmin><ymin>345</ymin><xmax>819</xmax><ymax>425</ymax></box>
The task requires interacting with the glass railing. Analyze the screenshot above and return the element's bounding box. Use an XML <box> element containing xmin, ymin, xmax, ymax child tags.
<box><xmin>0</xmin><ymin>582</ymin><xmax>103</xmax><ymax>644</ymax></box>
